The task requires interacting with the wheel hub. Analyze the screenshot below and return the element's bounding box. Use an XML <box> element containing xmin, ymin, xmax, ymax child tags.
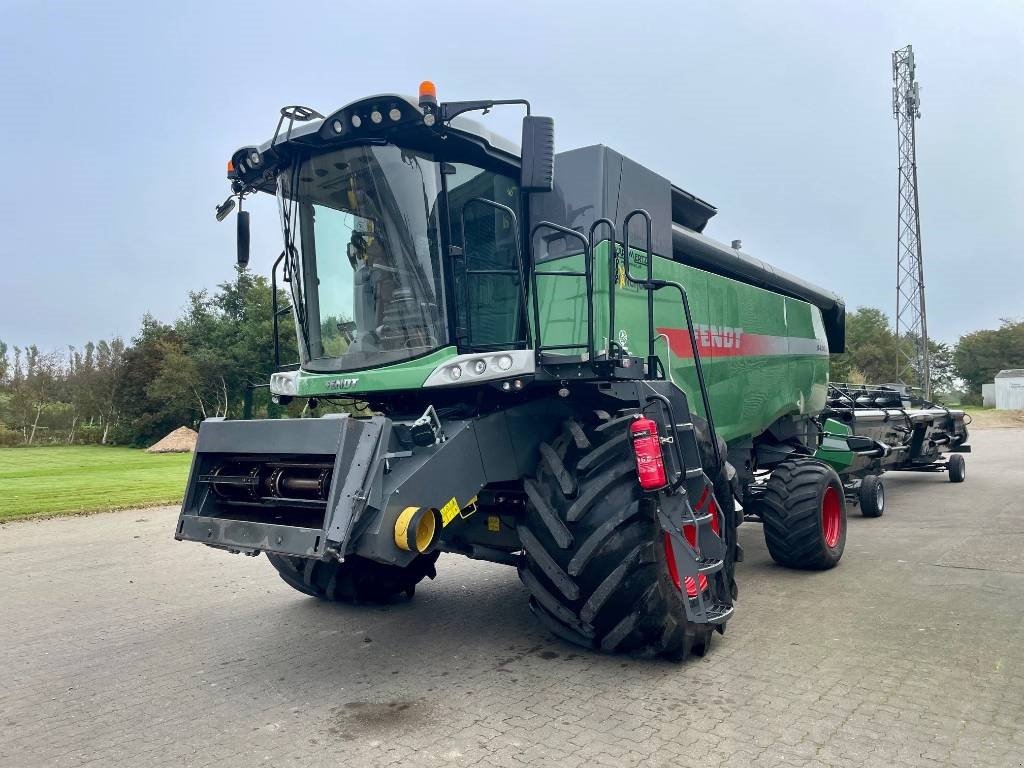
<box><xmin>821</xmin><ymin>485</ymin><xmax>842</xmax><ymax>549</ymax></box>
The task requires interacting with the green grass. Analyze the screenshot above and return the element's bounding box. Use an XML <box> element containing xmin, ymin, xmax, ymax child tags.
<box><xmin>0</xmin><ymin>446</ymin><xmax>192</xmax><ymax>522</ymax></box>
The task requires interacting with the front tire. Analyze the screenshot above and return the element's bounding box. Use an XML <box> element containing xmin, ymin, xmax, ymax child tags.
<box><xmin>266</xmin><ymin>551</ymin><xmax>439</xmax><ymax>603</ymax></box>
<box><xmin>517</xmin><ymin>414</ymin><xmax>732</xmax><ymax>660</ymax></box>
<box><xmin>858</xmin><ymin>474</ymin><xmax>885</xmax><ymax>518</ymax></box>
<box><xmin>759</xmin><ymin>458</ymin><xmax>847</xmax><ymax>570</ymax></box>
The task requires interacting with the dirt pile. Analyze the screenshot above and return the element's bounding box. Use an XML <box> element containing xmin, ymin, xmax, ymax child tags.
<box><xmin>146</xmin><ymin>426</ymin><xmax>198</xmax><ymax>453</ymax></box>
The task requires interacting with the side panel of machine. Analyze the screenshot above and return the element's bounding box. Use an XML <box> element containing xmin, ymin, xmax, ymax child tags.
<box><xmin>533</xmin><ymin>243</ymin><xmax>829</xmax><ymax>443</ymax></box>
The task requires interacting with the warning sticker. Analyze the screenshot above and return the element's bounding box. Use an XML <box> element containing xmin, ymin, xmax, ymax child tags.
<box><xmin>440</xmin><ymin>497</ymin><xmax>461</xmax><ymax>527</ymax></box>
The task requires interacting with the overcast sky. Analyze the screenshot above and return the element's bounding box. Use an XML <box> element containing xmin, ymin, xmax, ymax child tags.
<box><xmin>1</xmin><ymin>0</ymin><xmax>1021</xmax><ymax>352</ymax></box>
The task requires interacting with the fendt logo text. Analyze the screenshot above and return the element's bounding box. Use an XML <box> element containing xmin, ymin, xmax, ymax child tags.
<box><xmin>693</xmin><ymin>325</ymin><xmax>744</xmax><ymax>350</ymax></box>
<box><xmin>325</xmin><ymin>378</ymin><xmax>359</xmax><ymax>391</ymax></box>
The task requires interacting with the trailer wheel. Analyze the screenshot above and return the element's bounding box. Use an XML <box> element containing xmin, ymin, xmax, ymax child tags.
<box><xmin>858</xmin><ymin>475</ymin><xmax>885</xmax><ymax>518</ymax></box>
<box><xmin>265</xmin><ymin>551</ymin><xmax>439</xmax><ymax>604</ymax></box>
<box><xmin>759</xmin><ymin>458</ymin><xmax>846</xmax><ymax>570</ymax></box>
<box><xmin>948</xmin><ymin>454</ymin><xmax>966</xmax><ymax>483</ymax></box>
<box><xmin>517</xmin><ymin>414</ymin><xmax>733</xmax><ymax>660</ymax></box>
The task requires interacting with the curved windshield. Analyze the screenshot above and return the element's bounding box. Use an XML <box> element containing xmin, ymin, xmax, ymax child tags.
<box><xmin>278</xmin><ymin>145</ymin><xmax>445</xmax><ymax>372</ymax></box>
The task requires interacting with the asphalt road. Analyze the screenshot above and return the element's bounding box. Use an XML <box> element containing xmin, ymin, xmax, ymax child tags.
<box><xmin>1</xmin><ymin>429</ymin><xmax>1022</xmax><ymax>768</ymax></box>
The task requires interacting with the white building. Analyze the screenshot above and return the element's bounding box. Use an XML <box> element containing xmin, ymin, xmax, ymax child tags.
<box><xmin>994</xmin><ymin>369</ymin><xmax>1024</xmax><ymax>410</ymax></box>
<box><xmin>982</xmin><ymin>383</ymin><xmax>995</xmax><ymax>408</ymax></box>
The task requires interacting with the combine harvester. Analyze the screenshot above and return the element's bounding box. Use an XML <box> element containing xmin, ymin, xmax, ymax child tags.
<box><xmin>175</xmin><ymin>83</ymin><xmax>967</xmax><ymax>659</ymax></box>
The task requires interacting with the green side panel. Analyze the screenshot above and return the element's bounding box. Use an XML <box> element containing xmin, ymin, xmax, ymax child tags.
<box><xmin>814</xmin><ymin>418</ymin><xmax>855</xmax><ymax>471</ymax></box>
<box><xmin>294</xmin><ymin>347</ymin><xmax>459</xmax><ymax>396</ymax></box>
<box><xmin>533</xmin><ymin>241</ymin><xmax>830</xmax><ymax>444</ymax></box>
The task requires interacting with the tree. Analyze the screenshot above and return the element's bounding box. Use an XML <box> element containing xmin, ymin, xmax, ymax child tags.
<box><xmin>112</xmin><ymin>317</ymin><xmax>184</xmax><ymax>446</ymax></box>
<box><xmin>928</xmin><ymin>340</ymin><xmax>957</xmax><ymax>396</ymax></box>
<box><xmin>954</xmin><ymin>319</ymin><xmax>1024</xmax><ymax>394</ymax></box>
<box><xmin>830</xmin><ymin>307</ymin><xmax>900</xmax><ymax>384</ymax></box>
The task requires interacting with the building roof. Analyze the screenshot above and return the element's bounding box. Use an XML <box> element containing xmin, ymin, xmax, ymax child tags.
<box><xmin>995</xmin><ymin>369</ymin><xmax>1024</xmax><ymax>379</ymax></box>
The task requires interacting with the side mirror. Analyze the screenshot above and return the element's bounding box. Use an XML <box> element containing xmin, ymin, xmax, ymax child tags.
<box><xmin>237</xmin><ymin>211</ymin><xmax>250</xmax><ymax>267</ymax></box>
<box><xmin>520</xmin><ymin>115</ymin><xmax>555</xmax><ymax>192</ymax></box>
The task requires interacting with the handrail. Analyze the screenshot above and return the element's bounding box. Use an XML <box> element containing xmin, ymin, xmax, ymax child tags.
<box><xmin>621</xmin><ymin>209</ymin><xmax>722</xmax><ymax>471</ymax></box>
<box><xmin>271</xmin><ymin>250</ymin><xmax>288</xmax><ymax>370</ymax></box>
<box><xmin>588</xmin><ymin>217</ymin><xmax>619</xmax><ymax>360</ymax></box>
<box><xmin>621</xmin><ymin>210</ymin><xmax>656</xmax><ymax>372</ymax></box>
<box><xmin>458</xmin><ymin>197</ymin><xmax>530</xmax><ymax>351</ymax></box>
<box><xmin>528</xmin><ymin>221</ymin><xmax>594</xmax><ymax>361</ymax></box>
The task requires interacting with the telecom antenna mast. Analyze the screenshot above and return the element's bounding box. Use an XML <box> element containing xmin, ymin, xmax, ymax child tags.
<box><xmin>892</xmin><ymin>44</ymin><xmax>930</xmax><ymax>397</ymax></box>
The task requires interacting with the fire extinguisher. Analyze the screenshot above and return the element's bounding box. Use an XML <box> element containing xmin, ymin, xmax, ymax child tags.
<box><xmin>630</xmin><ymin>415</ymin><xmax>668</xmax><ymax>491</ymax></box>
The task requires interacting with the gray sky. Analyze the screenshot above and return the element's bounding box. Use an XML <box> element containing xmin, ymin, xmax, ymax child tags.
<box><xmin>1</xmin><ymin>0</ymin><xmax>1021</xmax><ymax>351</ymax></box>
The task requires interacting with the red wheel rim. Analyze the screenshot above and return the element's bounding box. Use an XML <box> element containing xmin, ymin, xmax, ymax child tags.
<box><xmin>821</xmin><ymin>485</ymin><xmax>842</xmax><ymax>549</ymax></box>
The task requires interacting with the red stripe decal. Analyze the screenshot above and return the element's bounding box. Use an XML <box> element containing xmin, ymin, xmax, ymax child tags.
<box><xmin>656</xmin><ymin>327</ymin><xmax>824</xmax><ymax>359</ymax></box>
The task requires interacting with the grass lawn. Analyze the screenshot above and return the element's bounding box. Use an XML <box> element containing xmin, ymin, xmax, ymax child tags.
<box><xmin>0</xmin><ymin>446</ymin><xmax>192</xmax><ymax>522</ymax></box>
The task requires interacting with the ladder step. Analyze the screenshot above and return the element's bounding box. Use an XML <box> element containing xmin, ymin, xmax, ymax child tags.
<box><xmin>685</xmin><ymin>467</ymin><xmax>704</xmax><ymax>480</ymax></box>
<box><xmin>697</xmin><ymin>557</ymin><xmax>723</xmax><ymax>575</ymax></box>
<box><xmin>674</xmin><ymin>422</ymin><xmax>694</xmax><ymax>433</ymax></box>
<box><xmin>703</xmin><ymin>602</ymin><xmax>734</xmax><ymax>624</ymax></box>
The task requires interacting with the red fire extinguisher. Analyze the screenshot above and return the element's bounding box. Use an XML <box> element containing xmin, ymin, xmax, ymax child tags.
<box><xmin>630</xmin><ymin>415</ymin><xmax>668</xmax><ymax>491</ymax></box>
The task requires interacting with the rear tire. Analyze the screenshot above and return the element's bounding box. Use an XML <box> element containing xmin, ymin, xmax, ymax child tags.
<box><xmin>759</xmin><ymin>458</ymin><xmax>847</xmax><ymax>570</ymax></box>
<box><xmin>948</xmin><ymin>454</ymin><xmax>966</xmax><ymax>483</ymax></box>
<box><xmin>517</xmin><ymin>413</ymin><xmax>732</xmax><ymax>660</ymax></box>
<box><xmin>266</xmin><ymin>551</ymin><xmax>439</xmax><ymax>603</ymax></box>
<box><xmin>858</xmin><ymin>474</ymin><xmax>885</xmax><ymax>518</ymax></box>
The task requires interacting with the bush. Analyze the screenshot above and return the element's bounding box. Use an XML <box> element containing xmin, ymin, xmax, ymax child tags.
<box><xmin>0</xmin><ymin>425</ymin><xmax>23</xmax><ymax>446</ymax></box>
<box><xmin>74</xmin><ymin>424</ymin><xmax>106</xmax><ymax>445</ymax></box>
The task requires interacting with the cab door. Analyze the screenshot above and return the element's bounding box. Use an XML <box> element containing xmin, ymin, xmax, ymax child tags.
<box><xmin>444</xmin><ymin>163</ymin><xmax>528</xmax><ymax>352</ymax></box>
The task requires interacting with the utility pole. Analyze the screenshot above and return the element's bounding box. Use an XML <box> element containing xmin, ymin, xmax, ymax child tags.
<box><xmin>892</xmin><ymin>44</ymin><xmax>930</xmax><ymax>397</ymax></box>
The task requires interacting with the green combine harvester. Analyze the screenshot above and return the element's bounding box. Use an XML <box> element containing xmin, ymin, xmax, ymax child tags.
<box><xmin>176</xmin><ymin>83</ymin><xmax>968</xmax><ymax>659</ymax></box>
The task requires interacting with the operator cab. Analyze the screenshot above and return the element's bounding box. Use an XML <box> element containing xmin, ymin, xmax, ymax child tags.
<box><xmin>224</xmin><ymin>85</ymin><xmax>553</xmax><ymax>384</ymax></box>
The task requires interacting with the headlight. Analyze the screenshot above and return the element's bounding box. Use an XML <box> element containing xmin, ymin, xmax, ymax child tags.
<box><xmin>497</xmin><ymin>355</ymin><xmax>513</xmax><ymax>371</ymax></box>
<box><xmin>270</xmin><ymin>372</ymin><xmax>298</xmax><ymax>396</ymax></box>
<box><xmin>448</xmin><ymin>365</ymin><xmax>462</xmax><ymax>381</ymax></box>
<box><xmin>472</xmin><ymin>359</ymin><xmax>487</xmax><ymax>375</ymax></box>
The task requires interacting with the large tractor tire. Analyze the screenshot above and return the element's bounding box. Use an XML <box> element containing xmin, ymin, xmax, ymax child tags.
<box><xmin>759</xmin><ymin>458</ymin><xmax>847</xmax><ymax>570</ymax></box>
<box><xmin>517</xmin><ymin>413</ymin><xmax>732</xmax><ymax>660</ymax></box>
<box><xmin>266</xmin><ymin>551</ymin><xmax>439</xmax><ymax>604</ymax></box>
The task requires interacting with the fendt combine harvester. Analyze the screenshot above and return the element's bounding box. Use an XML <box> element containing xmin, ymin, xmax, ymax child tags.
<box><xmin>176</xmin><ymin>83</ymin><xmax>967</xmax><ymax>660</ymax></box>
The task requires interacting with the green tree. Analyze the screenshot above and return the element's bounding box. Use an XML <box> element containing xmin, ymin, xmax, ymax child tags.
<box><xmin>830</xmin><ymin>307</ymin><xmax>900</xmax><ymax>384</ymax></box>
<box><xmin>954</xmin><ymin>319</ymin><xmax>1024</xmax><ymax>394</ymax></box>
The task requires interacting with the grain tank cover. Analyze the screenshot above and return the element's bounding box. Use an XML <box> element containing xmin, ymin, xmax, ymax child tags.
<box><xmin>529</xmin><ymin>145</ymin><xmax>674</xmax><ymax>259</ymax></box>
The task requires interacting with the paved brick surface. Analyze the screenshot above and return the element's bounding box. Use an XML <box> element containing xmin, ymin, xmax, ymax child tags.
<box><xmin>2</xmin><ymin>429</ymin><xmax>1023</xmax><ymax>768</ymax></box>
